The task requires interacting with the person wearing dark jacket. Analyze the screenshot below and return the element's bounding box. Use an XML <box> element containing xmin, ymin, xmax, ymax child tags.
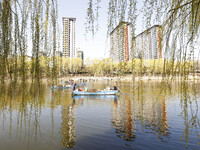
<box><xmin>113</xmin><ymin>82</ymin><xmax>118</xmax><ymax>90</ymax></box>
<box><xmin>73</xmin><ymin>82</ymin><xmax>76</xmax><ymax>91</ymax></box>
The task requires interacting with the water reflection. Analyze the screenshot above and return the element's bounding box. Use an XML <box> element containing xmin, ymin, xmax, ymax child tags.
<box><xmin>0</xmin><ymin>83</ymin><xmax>75</xmax><ymax>149</ymax></box>
<box><xmin>110</xmin><ymin>80</ymin><xmax>200</xmax><ymax>146</ymax></box>
<box><xmin>72</xmin><ymin>95</ymin><xmax>118</xmax><ymax>101</ymax></box>
<box><xmin>179</xmin><ymin>81</ymin><xmax>200</xmax><ymax>148</ymax></box>
<box><xmin>0</xmin><ymin>81</ymin><xmax>199</xmax><ymax>149</ymax></box>
<box><xmin>60</xmin><ymin>102</ymin><xmax>75</xmax><ymax>148</ymax></box>
<box><xmin>72</xmin><ymin>95</ymin><xmax>118</xmax><ymax>108</ymax></box>
<box><xmin>111</xmin><ymin>95</ymin><xmax>136</xmax><ymax>141</ymax></box>
<box><xmin>112</xmin><ymin>82</ymin><xmax>169</xmax><ymax>142</ymax></box>
<box><xmin>0</xmin><ymin>83</ymin><xmax>47</xmax><ymax>144</ymax></box>
<box><xmin>50</xmin><ymin>89</ymin><xmax>76</xmax><ymax>148</ymax></box>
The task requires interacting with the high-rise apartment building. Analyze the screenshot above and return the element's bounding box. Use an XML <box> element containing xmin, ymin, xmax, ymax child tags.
<box><xmin>133</xmin><ymin>25</ymin><xmax>162</xmax><ymax>60</ymax></box>
<box><xmin>110</xmin><ymin>22</ymin><xmax>132</xmax><ymax>62</ymax></box>
<box><xmin>63</xmin><ymin>17</ymin><xmax>76</xmax><ymax>58</ymax></box>
<box><xmin>76</xmin><ymin>48</ymin><xmax>84</xmax><ymax>67</ymax></box>
<box><xmin>76</xmin><ymin>50</ymin><xmax>84</xmax><ymax>61</ymax></box>
<box><xmin>110</xmin><ymin>23</ymin><xmax>162</xmax><ymax>61</ymax></box>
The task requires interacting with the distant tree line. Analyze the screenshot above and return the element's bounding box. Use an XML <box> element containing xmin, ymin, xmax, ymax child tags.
<box><xmin>83</xmin><ymin>58</ymin><xmax>199</xmax><ymax>77</ymax></box>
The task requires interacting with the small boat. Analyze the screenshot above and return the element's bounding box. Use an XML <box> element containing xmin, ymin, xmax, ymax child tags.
<box><xmin>51</xmin><ymin>85</ymin><xmax>73</xmax><ymax>89</ymax></box>
<box><xmin>72</xmin><ymin>90</ymin><xmax>118</xmax><ymax>95</ymax></box>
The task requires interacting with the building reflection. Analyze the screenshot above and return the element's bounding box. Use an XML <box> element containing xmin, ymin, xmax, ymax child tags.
<box><xmin>161</xmin><ymin>97</ymin><xmax>169</xmax><ymax>135</ymax></box>
<box><xmin>111</xmin><ymin>83</ymin><xmax>169</xmax><ymax>141</ymax></box>
<box><xmin>125</xmin><ymin>96</ymin><xmax>135</xmax><ymax>140</ymax></box>
<box><xmin>111</xmin><ymin>95</ymin><xmax>135</xmax><ymax>141</ymax></box>
<box><xmin>0</xmin><ymin>81</ymin><xmax>200</xmax><ymax>148</ymax></box>
<box><xmin>50</xmin><ymin>90</ymin><xmax>76</xmax><ymax>148</ymax></box>
<box><xmin>138</xmin><ymin>95</ymin><xmax>169</xmax><ymax>138</ymax></box>
<box><xmin>60</xmin><ymin>104</ymin><xmax>75</xmax><ymax>148</ymax></box>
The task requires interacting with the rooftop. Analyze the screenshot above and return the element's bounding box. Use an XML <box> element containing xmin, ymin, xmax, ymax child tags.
<box><xmin>110</xmin><ymin>22</ymin><xmax>132</xmax><ymax>35</ymax></box>
<box><xmin>63</xmin><ymin>17</ymin><xmax>76</xmax><ymax>21</ymax></box>
<box><xmin>136</xmin><ymin>25</ymin><xmax>161</xmax><ymax>37</ymax></box>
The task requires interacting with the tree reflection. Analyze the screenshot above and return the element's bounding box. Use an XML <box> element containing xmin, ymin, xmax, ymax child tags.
<box><xmin>59</xmin><ymin>99</ymin><xmax>76</xmax><ymax>148</ymax></box>
<box><xmin>0</xmin><ymin>83</ymin><xmax>45</xmax><ymax>143</ymax></box>
<box><xmin>0</xmin><ymin>81</ymin><xmax>200</xmax><ymax>149</ymax></box>
<box><xmin>0</xmin><ymin>83</ymin><xmax>76</xmax><ymax>149</ymax></box>
<box><xmin>111</xmin><ymin>81</ymin><xmax>170</xmax><ymax>142</ymax></box>
<box><xmin>179</xmin><ymin>80</ymin><xmax>200</xmax><ymax>148</ymax></box>
<box><xmin>136</xmin><ymin>81</ymin><xmax>170</xmax><ymax>139</ymax></box>
<box><xmin>111</xmin><ymin>80</ymin><xmax>200</xmax><ymax>148</ymax></box>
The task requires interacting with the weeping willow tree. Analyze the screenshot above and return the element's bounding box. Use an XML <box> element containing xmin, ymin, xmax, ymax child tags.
<box><xmin>0</xmin><ymin>0</ymin><xmax>58</xmax><ymax>85</ymax></box>
<box><xmin>86</xmin><ymin>0</ymin><xmax>200</xmax><ymax>80</ymax></box>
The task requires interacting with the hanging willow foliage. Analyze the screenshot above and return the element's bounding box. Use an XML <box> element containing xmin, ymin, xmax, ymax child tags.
<box><xmin>0</xmin><ymin>0</ymin><xmax>58</xmax><ymax>85</ymax></box>
<box><xmin>85</xmin><ymin>0</ymin><xmax>102</xmax><ymax>36</ymax></box>
<box><xmin>86</xmin><ymin>0</ymin><xmax>200</xmax><ymax>80</ymax></box>
<box><xmin>0</xmin><ymin>0</ymin><xmax>12</xmax><ymax>84</ymax></box>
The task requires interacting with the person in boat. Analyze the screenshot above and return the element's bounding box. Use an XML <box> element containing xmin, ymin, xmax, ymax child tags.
<box><xmin>113</xmin><ymin>82</ymin><xmax>118</xmax><ymax>91</ymax></box>
<box><xmin>71</xmin><ymin>80</ymin><xmax>74</xmax><ymax>85</ymax></box>
<box><xmin>78</xmin><ymin>88</ymin><xmax>83</xmax><ymax>91</ymax></box>
<box><xmin>73</xmin><ymin>82</ymin><xmax>76</xmax><ymax>91</ymax></box>
<box><xmin>84</xmin><ymin>86</ymin><xmax>88</xmax><ymax>92</ymax></box>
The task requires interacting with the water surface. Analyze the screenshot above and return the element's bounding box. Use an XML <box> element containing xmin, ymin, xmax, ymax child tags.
<box><xmin>0</xmin><ymin>81</ymin><xmax>200</xmax><ymax>150</ymax></box>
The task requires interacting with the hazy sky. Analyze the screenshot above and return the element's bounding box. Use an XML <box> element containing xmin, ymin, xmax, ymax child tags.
<box><xmin>57</xmin><ymin>0</ymin><xmax>109</xmax><ymax>60</ymax></box>
<box><xmin>57</xmin><ymin>0</ymin><xmax>144</xmax><ymax>60</ymax></box>
<box><xmin>57</xmin><ymin>1</ymin><xmax>200</xmax><ymax>60</ymax></box>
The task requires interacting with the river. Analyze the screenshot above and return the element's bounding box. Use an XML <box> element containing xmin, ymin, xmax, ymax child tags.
<box><xmin>0</xmin><ymin>80</ymin><xmax>199</xmax><ymax>150</ymax></box>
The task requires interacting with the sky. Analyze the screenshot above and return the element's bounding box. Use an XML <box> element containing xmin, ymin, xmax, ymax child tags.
<box><xmin>57</xmin><ymin>1</ymin><xmax>200</xmax><ymax>61</ymax></box>
<box><xmin>57</xmin><ymin>0</ymin><xmax>109</xmax><ymax>60</ymax></box>
<box><xmin>57</xmin><ymin>0</ymin><xmax>150</xmax><ymax>61</ymax></box>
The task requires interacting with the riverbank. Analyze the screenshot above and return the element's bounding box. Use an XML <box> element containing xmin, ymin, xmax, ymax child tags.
<box><xmin>59</xmin><ymin>74</ymin><xmax>200</xmax><ymax>83</ymax></box>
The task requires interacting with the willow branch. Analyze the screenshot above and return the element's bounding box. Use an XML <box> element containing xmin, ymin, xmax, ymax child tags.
<box><xmin>168</xmin><ymin>1</ymin><xmax>193</xmax><ymax>13</ymax></box>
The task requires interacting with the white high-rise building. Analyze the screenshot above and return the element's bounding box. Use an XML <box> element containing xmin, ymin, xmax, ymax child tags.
<box><xmin>63</xmin><ymin>17</ymin><xmax>76</xmax><ymax>58</ymax></box>
<box><xmin>110</xmin><ymin>22</ymin><xmax>132</xmax><ymax>62</ymax></box>
<box><xmin>134</xmin><ymin>25</ymin><xmax>162</xmax><ymax>60</ymax></box>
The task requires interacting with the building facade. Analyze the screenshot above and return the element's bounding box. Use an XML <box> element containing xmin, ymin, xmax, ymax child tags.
<box><xmin>76</xmin><ymin>50</ymin><xmax>84</xmax><ymax>61</ymax></box>
<box><xmin>133</xmin><ymin>25</ymin><xmax>162</xmax><ymax>60</ymax></box>
<box><xmin>110</xmin><ymin>23</ymin><xmax>162</xmax><ymax>61</ymax></box>
<box><xmin>63</xmin><ymin>17</ymin><xmax>76</xmax><ymax>58</ymax></box>
<box><xmin>76</xmin><ymin>49</ymin><xmax>84</xmax><ymax>66</ymax></box>
<box><xmin>110</xmin><ymin>22</ymin><xmax>132</xmax><ymax>62</ymax></box>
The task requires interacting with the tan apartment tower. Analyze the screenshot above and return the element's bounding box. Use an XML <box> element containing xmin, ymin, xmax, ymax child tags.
<box><xmin>63</xmin><ymin>17</ymin><xmax>76</xmax><ymax>58</ymax></box>
<box><xmin>133</xmin><ymin>25</ymin><xmax>162</xmax><ymax>60</ymax></box>
<box><xmin>76</xmin><ymin>48</ymin><xmax>84</xmax><ymax>67</ymax></box>
<box><xmin>110</xmin><ymin>22</ymin><xmax>132</xmax><ymax>62</ymax></box>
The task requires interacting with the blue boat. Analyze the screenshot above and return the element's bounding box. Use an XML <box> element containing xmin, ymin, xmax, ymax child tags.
<box><xmin>72</xmin><ymin>90</ymin><xmax>118</xmax><ymax>95</ymax></box>
<box><xmin>73</xmin><ymin>95</ymin><xmax>118</xmax><ymax>100</ymax></box>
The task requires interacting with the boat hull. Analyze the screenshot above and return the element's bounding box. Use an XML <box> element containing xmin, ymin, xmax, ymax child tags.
<box><xmin>72</xmin><ymin>90</ymin><xmax>118</xmax><ymax>95</ymax></box>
